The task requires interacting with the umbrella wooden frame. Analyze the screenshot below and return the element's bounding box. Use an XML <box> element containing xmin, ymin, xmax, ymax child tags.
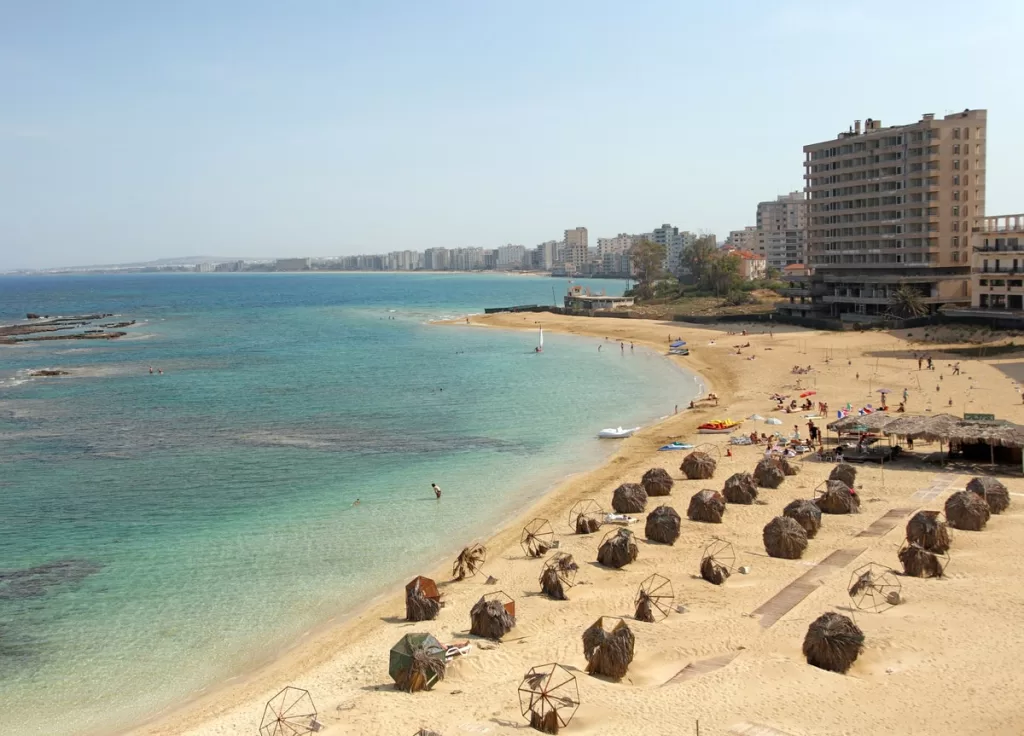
<box><xmin>567</xmin><ymin>499</ymin><xmax>604</xmax><ymax>532</ymax></box>
<box><xmin>541</xmin><ymin>552</ymin><xmax>578</xmax><ymax>588</ymax></box>
<box><xmin>259</xmin><ymin>686</ymin><xmax>320</xmax><ymax>736</ymax></box>
<box><xmin>518</xmin><ymin>663</ymin><xmax>580</xmax><ymax>732</ymax></box>
<box><xmin>635</xmin><ymin>574</ymin><xmax>674</xmax><ymax>622</ymax></box>
<box><xmin>692</xmin><ymin>442</ymin><xmax>722</xmax><ymax>460</ymax></box>
<box><xmin>701</xmin><ymin>538</ymin><xmax>737</xmax><ymax>574</ymax></box>
<box><xmin>521</xmin><ymin>518</ymin><xmax>555</xmax><ymax>557</ymax></box>
<box><xmin>847</xmin><ymin>562</ymin><xmax>901</xmax><ymax>614</ymax></box>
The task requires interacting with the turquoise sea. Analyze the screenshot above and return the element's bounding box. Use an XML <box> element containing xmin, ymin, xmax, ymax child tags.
<box><xmin>0</xmin><ymin>273</ymin><xmax>700</xmax><ymax>735</ymax></box>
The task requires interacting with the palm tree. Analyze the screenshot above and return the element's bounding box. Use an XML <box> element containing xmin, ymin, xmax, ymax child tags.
<box><xmin>888</xmin><ymin>285</ymin><xmax>928</xmax><ymax>319</ymax></box>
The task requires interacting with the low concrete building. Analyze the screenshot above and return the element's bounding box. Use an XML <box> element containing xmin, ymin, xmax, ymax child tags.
<box><xmin>970</xmin><ymin>214</ymin><xmax>1024</xmax><ymax>312</ymax></box>
<box><xmin>564</xmin><ymin>285</ymin><xmax>634</xmax><ymax>311</ymax></box>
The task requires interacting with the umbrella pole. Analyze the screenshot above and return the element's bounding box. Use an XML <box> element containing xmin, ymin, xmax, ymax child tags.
<box><xmin>991</xmin><ymin>442</ymin><xmax>995</xmax><ymax>467</ymax></box>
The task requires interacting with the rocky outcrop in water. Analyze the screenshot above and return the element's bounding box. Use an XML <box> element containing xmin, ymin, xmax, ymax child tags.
<box><xmin>29</xmin><ymin>370</ymin><xmax>70</xmax><ymax>377</ymax></box>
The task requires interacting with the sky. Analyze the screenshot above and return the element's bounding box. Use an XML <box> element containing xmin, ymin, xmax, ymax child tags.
<box><xmin>2</xmin><ymin>0</ymin><xmax>1023</xmax><ymax>270</ymax></box>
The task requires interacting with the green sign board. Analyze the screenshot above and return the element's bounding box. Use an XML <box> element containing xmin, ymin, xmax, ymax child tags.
<box><xmin>964</xmin><ymin>413</ymin><xmax>996</xmax><ymax>421</ymax></box>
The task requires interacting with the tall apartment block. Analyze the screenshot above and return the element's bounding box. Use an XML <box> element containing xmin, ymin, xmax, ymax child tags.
<box><xmin>756</xmin><ymin>192</ymin><xmax>807</xmax><ymax>270</ymax></box>
<box><xmin>564</xmin><ymin>227</ymin><xmax>588</xmax><ymax>273</ymax></box>
<box><xmin>800</xmin><ymin>110</ymin><xmax>986</xmax><ymax>322</ymax></box>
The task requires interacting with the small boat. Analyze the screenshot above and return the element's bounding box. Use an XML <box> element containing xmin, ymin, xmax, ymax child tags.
<box><xmin>658</xmin><ymin>442</ymin><xmax>694</xmax><ymax>451</ymax></box>
<box><xmin>598</xmin><ymin>426</ymin><xmax>640</xmax><ymax>439</ymax></box>
<box><xmin>669</xmin><ymin>348</ymin><xmax>690</xmax><ymax>356</ymax></box>
<box><xmin>697</xmin><ymin>420</ymin><xmax>741</xmax><ymax>434</ymax></box>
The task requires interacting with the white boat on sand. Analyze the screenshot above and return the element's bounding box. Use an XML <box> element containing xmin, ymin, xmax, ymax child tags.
<box><xmin>598</xmin><ymin>426</ymin><xmax>640</xmax><ymax>439</ymax></box>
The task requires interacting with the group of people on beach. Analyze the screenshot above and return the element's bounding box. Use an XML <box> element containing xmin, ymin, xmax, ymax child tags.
<box><xmin>147</xmin><ymin>366</ymin><xmax>163</xmax><ymax>375</ymax></box>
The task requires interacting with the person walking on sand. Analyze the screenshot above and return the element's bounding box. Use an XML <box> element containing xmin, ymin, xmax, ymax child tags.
<box><xmin>918</xmin><ymin>356</ymin><xmax>923</xmax><ymax>370</ymax></box>
<box><xmin>953</xmin><ymin>361</ymin><xmax>961</xmax><ymax>376</ymax></box>
<box><xmin>903</xmin><ymin>388</ymin><xmax>909</xmax><ymax>403</ymax></box>
<box><xmin>431</xmin><ymin>483</ymin><xmax>441</xmax><ymax>500</ymax></box>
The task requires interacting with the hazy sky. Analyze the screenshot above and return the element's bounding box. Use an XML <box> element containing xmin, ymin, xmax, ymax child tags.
<box><xmin>2</xmin><ymin>1</ymin><xmax>1023</xmax><ymax>270</ymax></box>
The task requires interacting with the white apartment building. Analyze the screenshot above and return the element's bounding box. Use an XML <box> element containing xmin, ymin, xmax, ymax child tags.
<box><xmin>756</xmin><ymin>192</ymin><xmax>807</xmax><ymax>270</ymax></box>
<box><xmin>597</xmin><ymin>234</ymin><xmax>636</xmax><ymax>257</ymax></box>
<box><xmin>423</xmin><ymin>248</ymin><xmax>450</xmax><ymax>271</ymax></box>
<box><xmin>495</xmin><ymin>244</ymin><xmax>528</xmax><ymax>269</ymax></box>
<box><xmin>649</xmin><ymin>224</ymin><xmax>696</xmax><ymax>277</ymax></box>
<box><xmin>450</xmin><ymin>247</ymin><xmax>486</xmax><ymax>270</ymax></box>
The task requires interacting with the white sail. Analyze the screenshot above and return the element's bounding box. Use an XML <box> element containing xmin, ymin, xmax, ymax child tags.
<box><xmin>538</xmin><ymin>326</ymin><xmax>544</xmax><ymax>349</ymax></box>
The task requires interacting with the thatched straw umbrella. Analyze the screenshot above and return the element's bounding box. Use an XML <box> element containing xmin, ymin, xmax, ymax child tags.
<box><xmin>681</xmin><ymin>451</ymin><xmax>717</xmax><ymax>480</ymax></box>
<box><xmin>645</xmin><ymin>505</ymin><xmax>681</xmax><ymax>545</ymax></box>
<box><xmin>905</xmin><ymin>510</ymin><xmax>950</xmax><ymax>553</ymax></box>
<box><xmin>415</xmin><ymin>730</ymin><xmax>443</xmax><ymax>736</ymax></box>
<box><xmin>722</xmin><ymin>472</ymin><xmax>758</xmax><ymax>504</ymax></box>
<box><xmin>452</xmin><ymin>543</ymin><xmax>486</xmax><ymax>580</ymax></box>
<box><xmin>641</xmin><ymin>467</ymin><xmax>674</xmax><ymax>497</ymax></box>
<box><xmin>945</xmin><ymin>490</ymin><xmax>991</xmax><ymax>531</ymax></box>
<box><xmin>687</xmin><ymin>489</ymin><xmax>726</xmax><ymax>523</ymax></box>
<box><xmin>815</xmin><ymin>479</ymin><xmax>860</xmax><ymax>514</ymax></box>
<box><xmin>582</xmin><ymin>618</ymin><xmax>635</xmax><ymax>680</ymax></box>
<box><xmin>753</xmin><ymin>458</ymin><xmax>785</xmax><ymax>489</ymax></box>
<box><xmin>470</xmin><ymin>595</ymin><xmax>516</xmax><ymax>640</ymax></box>
<box><xmin>576</xmin><ymin>515</ymin><xmax>602</xmax><ymax>534</ymax></box>
<box><xmin>597</xmin><ymin>529</ymin><xmax>639</xmax><ymax>569</ymax></box>
<box><xmin>777</xmin><ymin>456</ymin><xmax>800</xmax><ymax>476</ymax></box>
<box><xmin>611</xmin><ymin>483</ymin><xmax>648</xmax><ymax>514</ymax></box>
<box><xmin>783</xmin><ymin>499</ymin><xmax>822</xmax><ymax>538</ymax></box>
<box><xmin>966</xmin><ymin>477</ymin><xmax>1010</xmax><ymax>514</ymax></box>
<box><xmin>828</xmin><ymin>462</ymin><xmax>857</xmax><ymax>487</ymax></box>
<box><xmin>802</xmin><ymin>612</ymin><xmax>864</xmax><ymax>674</ymax></box>
<box><xmin>898</xmin><ymin>542</ymin><xmax>945</xmax><ymax>578</ymax></box>
<box><xmin>762</xmin><ymin>516</ymin><xmax>808</xmax><ymax>559</ymax></box>
<box><xmin>540</xmin><ymin>567</ymin><xmax>566</xmax><ymax>600</ymax></box>
<box><xmin>405</xmin><ymin>576</ymin><xmax>442</xmax><ymax>622</ymax></box>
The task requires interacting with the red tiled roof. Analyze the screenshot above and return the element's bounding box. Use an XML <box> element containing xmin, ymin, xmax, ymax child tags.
<box><xmin>783</xmin><ymin>263</ymin><xmax>807</xmax><ymax>271</ymax></box>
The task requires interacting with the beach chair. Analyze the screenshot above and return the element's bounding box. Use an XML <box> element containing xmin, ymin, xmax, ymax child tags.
<box><xmin>445</xmin><ymin>642</ymin><xmax>472</xmax><ymax>662</ymax></box>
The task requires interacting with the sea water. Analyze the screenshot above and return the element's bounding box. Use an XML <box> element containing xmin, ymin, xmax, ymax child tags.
<box><xmin>0</xmin><ymin>273</ymin><xmax>701</xmax><ymax>735</ymax></box>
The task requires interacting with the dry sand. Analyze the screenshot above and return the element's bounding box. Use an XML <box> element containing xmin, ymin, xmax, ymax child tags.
<box><xmin>128</xmin><ymin>314</ymin><xmax>1024</xmax><ymax>736</ymax></box>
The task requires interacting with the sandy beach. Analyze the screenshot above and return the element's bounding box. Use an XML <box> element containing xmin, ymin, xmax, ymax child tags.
<box><xmin>127</xmin><ymin>314</ymin><xmax>1024</xmax><ymax>736</ymax></box>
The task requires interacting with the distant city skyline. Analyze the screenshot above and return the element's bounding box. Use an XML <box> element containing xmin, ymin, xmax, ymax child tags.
<box><xmin>3</xmin><ymin>1</ymin><xmax>1024</xmax><ymax>270</ymax></box>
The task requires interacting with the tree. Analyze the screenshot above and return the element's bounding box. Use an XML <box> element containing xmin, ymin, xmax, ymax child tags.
<box><xmin>629</xmin><ymin>239</ymin><xmax>667</xmax><ymax>299</ymax></box>
<box><xmin>888</xmin><ymin>285</ymin><xmax>929</xmax><ymax>319</ymax></box>
<box><xmin>679</xmin><ymin>235</ymin><xmax>718</xmax><ymax>285</ymax></box>
<box><xmin>704</xmin><ymin>251</ymin><xmax>742</xmax><ymax>296</ymax></box>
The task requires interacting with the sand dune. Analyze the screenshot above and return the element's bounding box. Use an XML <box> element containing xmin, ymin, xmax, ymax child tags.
<box><xmin>129</xmin><ymin>314</ymin><xmax>1024</xmax><ymax>736</ymax></box>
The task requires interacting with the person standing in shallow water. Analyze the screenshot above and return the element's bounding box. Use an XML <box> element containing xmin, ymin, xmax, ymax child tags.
<box><xmin>432</xmin><ymin>483</ymin><xmax>441</xmax><ymax>500</ymax></box>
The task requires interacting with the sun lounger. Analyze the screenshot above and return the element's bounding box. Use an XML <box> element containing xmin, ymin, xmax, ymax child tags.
<box><xmin>445</xmin><ymin>642</ymin><xmax>472</xmax><ymax>661</ymax></box>
<box><xmin>604</xmin><ymin>513</ymin><xmax>638</xmax><ymax>525</ymax></box>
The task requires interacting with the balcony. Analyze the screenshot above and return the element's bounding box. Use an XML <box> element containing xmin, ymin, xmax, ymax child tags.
<box><xmin>780</xmin><ymin>287</ymin><xmax>811</xmax><ymax>297</ymax></box>
<box><xmin>974</xmin><ymin>245</ymin><xmax>1024</xmax><ymax>254</ymax></box>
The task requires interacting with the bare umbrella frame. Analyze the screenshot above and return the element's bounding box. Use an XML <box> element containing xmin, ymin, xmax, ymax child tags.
<box><xmin>259</xmin><ymin>686</ymin><xmax>320</xmax><ymax>736</ymax></box>
<box><xmin>521</xmin><ymin>519</ymin><xmax>555</xmax><ymax>558</ymax></box>
<box><xmin>518</xmin><ymin>663</ymin><xmax>580</xmax><ymax>734</ymax></box>
<box><xmin>847</xmin><ymin>562</ymin><xmax>901</xmax><ymax>613</ymax></box>
<box><xmin>539</xmin><ymin>552</ymin><xmax>578</xmax><ymax>600</ymax></box>
<box><xmin>452</xmin><ymin>543</ymin><xmax>487</xmax><ymax>581</ymax></box>
<box><xmin>700</xmin><ymin>538</ymin><xmax>736</xmax><ymax>585</ymax></box>
<box><xmin>634</xmin><ymin>573</ymin><xmax>674</xmax><ymax>623</ymax></box>
<box><xmin>567</xmin><ymin>499</ymin><xmax>605</xmax><ymax>534</ymax></box>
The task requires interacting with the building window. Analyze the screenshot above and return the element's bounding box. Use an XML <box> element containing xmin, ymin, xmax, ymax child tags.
<box><xmin>953</xmin><ymin>160</ymin><xmax>961</xmax><ymax>170</ymax></box>
<box><xmin>964</xmin><ymin>144</ymin><xmax>970</xmax><ymax>154</ymax></box>
<box><xmin>953</xmin><ymin>175</ymin><xmax>960</xmax><ymax>186</ymax></box>
<box><xmin>952</xmin><ymin>236</ymin><xmax>959</xmax><ymax>247</ymax></box>
<box><xmin>952</xmin><ymin>206</ymin><xmax>960</xmax><ymax>217</ymax></box>
<box><xmin>953</xmin><ymin>128</ymin><xmax>961</xmax><ymax>139</ymax></box>
<box><xmin>980</xmin><ymin>279</ymin><xmax>988</xmax><ymax>286</ymax></box>
<box><xmin>953</xmin><ymin>191</ymin><xmax>960</xmax><ymax>201</ymax></box>
<box><xmin>953</xmin><ymin>222</ymin><xmax>959</xmax><ymax>232</ymax></box>
<box><xmin>965</xmin><ymin>127</ymin><xmax>971</xmax><ymax>139</ymax></box>
<box><xmin>953</xmin><ymin>251</ymin><xmax>960</xmax><ymax>262</ymax></box>
<box><xmin>953</xmin><ymin>144</ymin><xmax>960</xmax><ymax>154</ymax></box>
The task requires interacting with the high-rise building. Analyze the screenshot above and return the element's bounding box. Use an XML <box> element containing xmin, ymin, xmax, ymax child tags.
<box><xmin>596</xmin><ymin>234</ymin><xmax>636</xmax><ymax>257</ymax></box>
<box><xmin>803</xmin><ymin>110</ymin><xmax>986</xmax><ymax>321</ymax></box>
<box><xmin>756</xmin><ymin>192</ymin><xmax>807</xmax><ymax>270</ymax></box>
<box><xmin>648</xmin><ymin>224</ymin><xmax>696</xmax><ymax>277</ymax></box>
<box><xmin>726</xmin><ymin>227</ymin><xmax>758</xmax><ymax>252</ymax></box>
<box><xmin>495</xmin><ymin>244</ymin><xmax>528</xmax><ymax>269</ymax></box>
<box><xmin>533</xmin><ymin>241</ymin><xmax>558</xmax><ymax>270</ymax></box>
<box><xmin>423</xmin><ymin>247</ymin><xmax>450</xmax><ymax>271</ymax></box>
<box><xmin>564</xmin><ymin>227</ymin><xmax>588</xmax><ymax>272</ymax></box>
